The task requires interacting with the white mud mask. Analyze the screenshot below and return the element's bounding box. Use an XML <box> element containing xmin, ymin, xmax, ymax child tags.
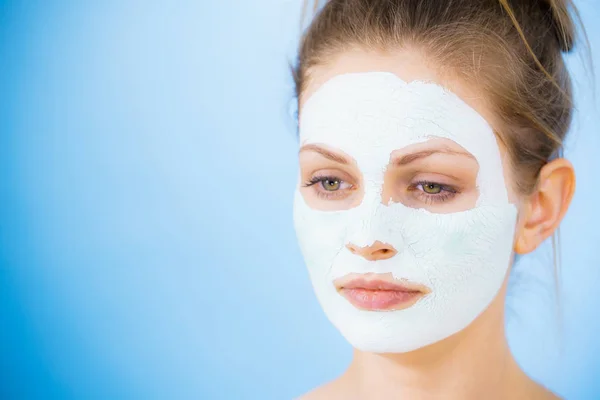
<box><xmin>293</xmin><ymin>72</ymin><xmax>518</xmax><ymax>353</ymax></box>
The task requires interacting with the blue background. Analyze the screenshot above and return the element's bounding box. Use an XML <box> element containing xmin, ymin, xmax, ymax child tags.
<box><xmin>0</xmin><ymin>1</ymin><xmax>599</xmax><ymax>399</ymax></box>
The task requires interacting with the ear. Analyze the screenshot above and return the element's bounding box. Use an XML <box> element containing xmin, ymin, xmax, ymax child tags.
<box><xmin>514</xmin><ymin>158</ymin><xmax>576</xmax><ymax>254</ymax></box>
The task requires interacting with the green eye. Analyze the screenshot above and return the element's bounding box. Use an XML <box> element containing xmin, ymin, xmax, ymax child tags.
<box><xmin>321</xmin><ymin>179</ymin><xmax>341</xmax><ymax>191</ymax></box>
<box><xmin>321</xmin><ymin>179</ymin><xmax>341</xmax><ymax>192</ymax></box>
<box><xmin>422</xmin><ymin>183</ymin><xmax>442</xmax><ymax>194</ymax></box>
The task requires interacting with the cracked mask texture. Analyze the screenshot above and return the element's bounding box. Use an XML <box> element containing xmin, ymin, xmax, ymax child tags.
<box><xmin>293</xmin><ymin>72</ymin><xmax>518</xmax><ymax>353</ymax></box>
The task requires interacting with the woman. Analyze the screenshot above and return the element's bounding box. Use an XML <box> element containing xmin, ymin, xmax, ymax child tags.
<box><xmin>291</xmin><ymin>0</ymin><xmax>591</xmax><ymax>399</ymax></box>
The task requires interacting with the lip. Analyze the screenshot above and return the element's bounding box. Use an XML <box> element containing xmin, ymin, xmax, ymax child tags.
<box><xmin>336</xmin><ymin>276</ymin><xmax>430</xmax><ymax>311</ymax></box>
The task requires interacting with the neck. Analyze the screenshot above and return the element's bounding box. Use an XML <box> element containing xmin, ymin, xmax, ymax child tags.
<box><xmin>341</xmin><ymin>284</ymin><xmax>548</xmax><ymax>399</ymax></box>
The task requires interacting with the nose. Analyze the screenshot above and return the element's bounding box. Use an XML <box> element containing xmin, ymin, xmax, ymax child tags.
<box><xmin>346</xmin><ymin>240</ymin><xmax>397</xmax><ymax>261</ymax></box>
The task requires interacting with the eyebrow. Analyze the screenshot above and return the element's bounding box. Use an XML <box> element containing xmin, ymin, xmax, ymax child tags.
<box><xmin>393</xmin><ymin>148</ymin><xmax>475</xmax><ymax>165</ymax></box>
<box><xmin>299</xmin><ymin>144</ymin><xmax>351</xmax><ymax>165</ymax></box>
<box><xmin>299</xmin><ymin>144</ymin><xmax>475</xmax><ymax>166</ymax></box>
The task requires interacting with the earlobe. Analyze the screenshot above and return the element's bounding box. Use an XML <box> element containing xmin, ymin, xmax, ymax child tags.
<box><xmin>513</xmin><ymin>158</ymin><xmax>575</xmax><ymax>255</ymax></box>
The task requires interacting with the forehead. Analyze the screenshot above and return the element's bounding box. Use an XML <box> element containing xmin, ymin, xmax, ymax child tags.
<box><xmin>298</xmin><ymin>49</ymin><xmax>499</xmax><ymax>131</ymax></box>
<box><xmin>299</xmin><ymin>72</ymin><xmax>497</xmax><ymax>169</ymax></box>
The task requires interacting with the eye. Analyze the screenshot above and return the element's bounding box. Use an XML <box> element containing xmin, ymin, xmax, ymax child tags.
<box><xmin>303</xmin><ymin>175</ymin><xmax>354</xmax><ymax>199</ymax></box>
<box><xmin>409</xmin><ymin>180</ymin><xmax>458</xmax><ymax>204</ymax></box>
<box><xmin>421</xmin><ymin>183</ymin><xmax>442</xmax><ymax>194</ymax></box>
<box><xmin>304</xmin><ymin>176</ymin><xmax>351</xmax><ymax>191</ymax></box>
<box><xmin>321</xmin><ymin>178</ymin><xmax>341</xmax><ymax>191</ymax></box>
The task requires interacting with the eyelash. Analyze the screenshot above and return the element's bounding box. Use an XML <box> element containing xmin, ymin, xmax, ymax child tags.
<box><xmin>302</xmin><ymin>175</ymin><xmax>353</xmax><ymax>199</ymax></box>
<box><xmin>303</xmin><ymin>176</ymin><xmax>459</xmax><ymax>204</ymax></box>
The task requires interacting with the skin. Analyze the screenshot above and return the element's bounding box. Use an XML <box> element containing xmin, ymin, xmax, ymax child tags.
<box><xmin>296</xmin><ymin>48</ymin><xmax>575</xmax><ymax>400</ymax></box>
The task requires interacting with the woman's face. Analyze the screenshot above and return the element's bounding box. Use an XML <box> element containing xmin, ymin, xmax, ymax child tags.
<box><xmin>293</xmin><ymin>49</ymin><xmax>524</xmax><ymax>353</ymax></box>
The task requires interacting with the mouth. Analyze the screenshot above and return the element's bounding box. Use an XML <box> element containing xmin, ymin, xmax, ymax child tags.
<box><xmin>335</xmin><ymin>274</ymin><xmax>430</xmax><ymax>311</ymax></box>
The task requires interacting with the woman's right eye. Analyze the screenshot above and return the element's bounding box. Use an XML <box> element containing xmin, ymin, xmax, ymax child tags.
<box><xmin>303</xmin><ymin>176</ymin><xmax>353</xmax><ymax>199</ymax></box>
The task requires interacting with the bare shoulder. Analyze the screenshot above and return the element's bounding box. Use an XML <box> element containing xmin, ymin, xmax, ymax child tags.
<box><xmin>295</xmin><ymin>378</ymin><xmax>349</xmax><ymax>400</ymax></box>
<box><xmin>527</xmin><ymin>380</ymin><xmax>563</xmax><ymax>400</ymax></box>
<box><xmin>538</xmin><ymin>386</ymin><xmax>562</xmax><ymax>400</ymax></box>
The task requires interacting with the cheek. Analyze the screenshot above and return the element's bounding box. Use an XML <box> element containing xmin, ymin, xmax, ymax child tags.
<box><xmin>293</xmin><ymin>194</ymin><xmax>355</xmax><ymax>268</ymax></box>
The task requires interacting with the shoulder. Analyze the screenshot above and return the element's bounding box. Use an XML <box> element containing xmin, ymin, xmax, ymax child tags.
<box><xmin>523</xmin><ymin>379</ymin><xmax>562</xmax><ymax>400</ymax></box>
<box><xmin>536</xmin><ymin>386</ymin><xmax>562</xmax><ymax>400</ymax></box>
<box><xmin>295</xmin><ymin>379</ymin><xmax>348</xmax><ymax>400</ymax></box>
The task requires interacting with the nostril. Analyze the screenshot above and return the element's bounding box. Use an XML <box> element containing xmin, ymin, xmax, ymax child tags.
<box><xmin>373</xmin><ymin>247</ymin><xmax>396</xmax><ymax>260</ymax></box>
<box><xmin>346</xmin><ymin>241</ymin><xmax>397</xmax><ymax>261</ymax></box>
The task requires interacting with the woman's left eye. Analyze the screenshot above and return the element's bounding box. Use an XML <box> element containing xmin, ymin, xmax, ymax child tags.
<box><xmin>411</xmin><ymin>181</ymin><xmax>458</xmax><ymax>203</ymax></box>
<box><xmin>321</xmin><ymin>178</ymin><xmax>343</xmax><ymax>191</ymax></box>
<box><xmin>420</xmin><ymin>183</ymin><xmax>442</xmax><ymax>194</ymax></box>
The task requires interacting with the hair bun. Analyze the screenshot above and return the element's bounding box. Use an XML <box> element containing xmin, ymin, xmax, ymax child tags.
<box><xmin>541</xmin><ymin>0</ymin><xmax>575</xmax><ymax>53</ymax></box>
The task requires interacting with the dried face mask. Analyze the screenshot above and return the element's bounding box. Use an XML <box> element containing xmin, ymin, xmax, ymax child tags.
<box><xmin>293</xmin><ymin>72</ymin><xmax>518</xmax><ymax>353</ymax></box>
